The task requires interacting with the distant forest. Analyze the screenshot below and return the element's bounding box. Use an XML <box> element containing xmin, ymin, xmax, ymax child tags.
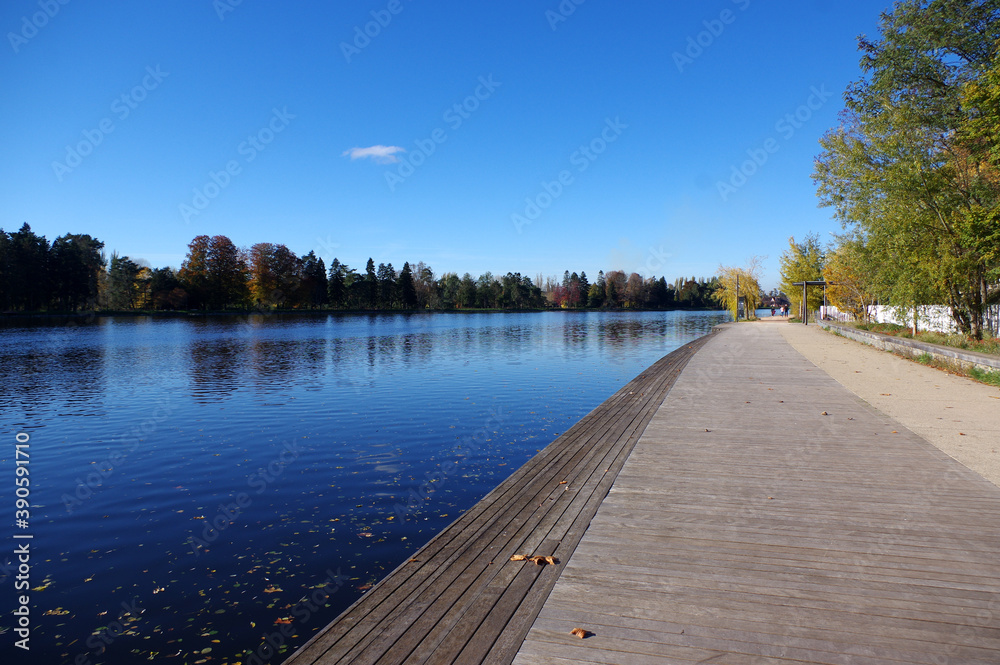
<box><xmin>0</xmin><ymin>224</ymin><xmax>719</xmax><ymax>313</ymax></box>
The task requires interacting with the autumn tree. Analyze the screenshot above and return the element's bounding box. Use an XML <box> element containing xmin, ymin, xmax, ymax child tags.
<box><xmin>714</xmin><ymin>256</ymin><xmax>764</xmax><ymax>321</ymax></box>
<box><xmin>179</xmin><ymin>235</ymin><xmax>249</xmax><ymax>309</ymax></box>
<box><xmin>248</xmin><ymin>243</ymin><xmax>300</xmax><ymax>308</ymax></box>
<box><xmin>823</xmin><ymin>234</ymin><xmax>880</xmax><ymax>322</ymax></box>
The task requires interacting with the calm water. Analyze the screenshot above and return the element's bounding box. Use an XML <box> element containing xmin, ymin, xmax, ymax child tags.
<box><xmin>0</xmin><ymin>310</ymin><xmax>727</xmax><ymax>664</ymax></box>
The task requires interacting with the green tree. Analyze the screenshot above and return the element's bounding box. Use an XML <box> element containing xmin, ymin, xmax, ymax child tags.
<box><xmin>377</xmin><ymin>262</ymin><xmax>397</xmax><ymax>308</ymax></box>
<box><xmin>2</xmin><ymin>224</ymin><xmax>50</xmax><ymax>311</ymax></box>
<box><xmin>440</xmin><ymin>273</ymin><xmax>460</xmax><ymax>308</ymax></box>
<box><xmin>814</xmin><ymin>0</ymin><xmax>1000</xmax><ymax>337</ymax></box>
<box><xmin>328</xmin><ymin>259</ymin><xmax>347</xmax><ymax>308</ymax></box>
<box><xmin>458</xmin><ymin>273</ymin><xmax>477</xmax><ymax>308</ymax></box>
<box><xmin>149</xmin><ymin>267</ymin><xmax>184</xmax><ymax>310</ymax></box>
<box><xmin>364</xmin><ymin>258</ymin><xmax>377</xmax><ymax>309</ymax></box>
<box><xmin>106</xmin><ymin>253</ymin><xmax>141</xmax><ymax>309</ymax></box>
<box><xmin>50</xmin><ymin>233</ymin><xmax>105</xmax><ymax>311</ymax></box>
<box><xmin>779</xmin><ymin>234</ymin><xmax>825</xmax><ymax>320</ymax></box>
<box><xmin>300</xmin><ymin>251</ymin><xmax>328</xmax><ymax>308</ymax></box>
<box><xmin>398</xmin><ymin>262</ymin><xmax>418</xmax><ymax>309</ymax></box>
<box><xmin>477</xmin><ymin>272</ymin><xmax>500</xmax><ymax>308</ymax></box>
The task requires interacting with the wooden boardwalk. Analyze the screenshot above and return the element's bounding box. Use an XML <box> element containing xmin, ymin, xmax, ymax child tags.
<box><xmin>287</xmin><ymin>323</ymin><xmax>1000</xmax><ymax>665</ymax></box>
<box><xmin>284</xmin><ymin>332</ymin><xmax>715</xmax><ymax>665</ymax></box>
<box><xmin>514</xmin><ymin>323</ymin><xmax>1000</xmax><ymax>664</ymax></box>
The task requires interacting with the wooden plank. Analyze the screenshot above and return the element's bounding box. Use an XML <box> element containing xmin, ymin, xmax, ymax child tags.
<box><xmin>513</xmin><ymin>323</ymin><xmax>1000</xmax><ymax>665</ymax></box>
<box><xmin>284</xmin><ymin>335</ymin><xmax>713</xmax><ymax>664</ymax></box>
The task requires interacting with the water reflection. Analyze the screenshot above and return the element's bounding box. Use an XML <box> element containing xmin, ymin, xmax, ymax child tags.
<box><xmin>0</xmin><ymin>310</ymin><xmax>728</xmax><ymax>665</ymax></box>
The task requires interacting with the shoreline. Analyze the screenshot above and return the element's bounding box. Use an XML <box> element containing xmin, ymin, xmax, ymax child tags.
<box><xmin>0</xmin><ymin>306</ymin><xmax>726</xmax><ymax>320</ymax></box>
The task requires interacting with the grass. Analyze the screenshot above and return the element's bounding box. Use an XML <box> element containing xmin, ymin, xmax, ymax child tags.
<box><xmin>970</xmin><ymin>366</ymin><xmax>1000</xmax><ymax>388</ymax></box>
<box><xmin>916</xmin><ymin>352</ymin><xmax>933</xmax><ymax>364</ymax></box>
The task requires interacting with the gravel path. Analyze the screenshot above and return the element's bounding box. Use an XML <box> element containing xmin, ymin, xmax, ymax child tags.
<box><xmin>772</xmin><ymin>319</ymin><xmax>1000</xmax><ymax>488</ymax></box>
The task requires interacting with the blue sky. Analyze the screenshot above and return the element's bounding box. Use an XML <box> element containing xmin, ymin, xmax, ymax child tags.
<box><xmin>1</xmin><ymin>0</ymin><xmax>890</xmax><ymax>291</ymax></box>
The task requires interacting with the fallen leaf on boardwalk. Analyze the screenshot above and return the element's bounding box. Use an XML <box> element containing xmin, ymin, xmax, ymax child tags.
<box><xmin>570</xmin><ymin>628</ymin><xmax>591</xmax><ymax>639</ymax></box>
<box><xmin>821</xmin><ymin>412</ymin><xmax>828</xmax><ymax>416</ymax></box>
<box><xmin>960</xmin><ymin>432</ymin><xmax>966</xmax><ymax>436</ymax></box>
<box><xmin>891</xmin><ymin>431</ymin><xmax>898</xmax><ymax>434</ymax></box>
<box><xmin>510</xmin><ymin>554</ymin><xmax>558</xmax><ymax>566</ymax></box>
<box><xmin>881</xmin><ymin>393</ymin><xmax>892</xmax><ymax>396</ymax></box>
<box><xmin>559</xmin><ymin>481</ymin><xmax>568</xmax><ymax>485</ymax></box>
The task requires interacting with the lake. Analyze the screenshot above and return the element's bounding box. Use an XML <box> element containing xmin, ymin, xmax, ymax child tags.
<box><xmin>0</xmin><ymin>310</ymin><xmax>728</xmax><ymax>664</ymax></box>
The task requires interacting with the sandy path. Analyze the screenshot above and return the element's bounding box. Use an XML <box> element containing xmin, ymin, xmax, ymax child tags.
<box><xmin>770</xmin><ymin>320</ymin><xmax>1000</xmax><ymax>488</ymax></box>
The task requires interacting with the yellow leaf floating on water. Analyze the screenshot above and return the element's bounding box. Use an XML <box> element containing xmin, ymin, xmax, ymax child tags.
<box><xmin>263</xmin><ymin>585</ymin><xmax>282</xmax><ymax>593</ymax></box>
<box><xmin>32</xmin><ymin>577</ymin><xmax>54</xmax><ymax>592</ymax></box>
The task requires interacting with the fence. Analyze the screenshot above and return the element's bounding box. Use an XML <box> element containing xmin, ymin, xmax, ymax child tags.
<box><xmin>818</xmin><ymin>304</ymin><xmax>999</xmax><ymax>337</ymax></box>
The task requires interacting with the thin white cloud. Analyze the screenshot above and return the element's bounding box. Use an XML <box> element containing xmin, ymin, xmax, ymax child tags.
<box><xmin>342</xmin><ymin>145</ymin><xmax>406</xmax><ymax>164</ymax></box>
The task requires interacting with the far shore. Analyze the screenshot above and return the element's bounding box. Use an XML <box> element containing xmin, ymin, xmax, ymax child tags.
<box><xmin>0</xmin><ymin>306</ymin><xmax>727</xmax><ymax>319</ymax></box>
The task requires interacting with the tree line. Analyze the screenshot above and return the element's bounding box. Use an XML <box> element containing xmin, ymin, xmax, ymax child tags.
<box><xmin>0</xmin><ymin>226</ymin><xmax>721</xmax><ymax>313</ymax></box>
<box><xmin>810</xmin><ymin>0</ymin><xmax>1000</xmax><ymax>339</ymax></box>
